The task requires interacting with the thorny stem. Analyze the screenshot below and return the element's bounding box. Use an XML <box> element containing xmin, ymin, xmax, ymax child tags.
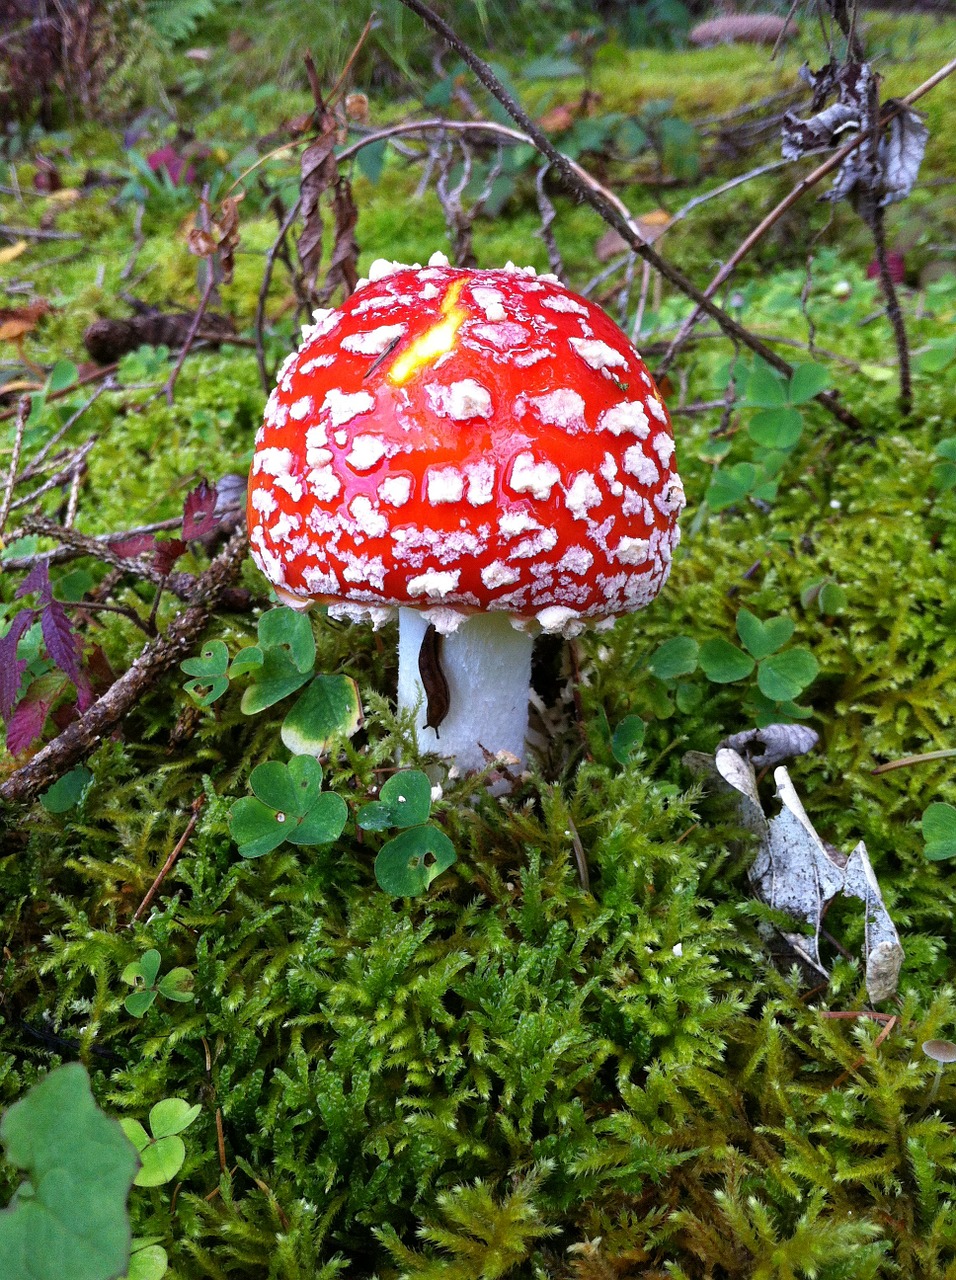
<box><xmin>657</xmin><ymin>55</ymin><xmax>956</xmax><ymax>377</ymax></box>
<box><xmin>396</xmin><ymin>0</ymin><xmax>866</xmax><ymax>433</ymax></box>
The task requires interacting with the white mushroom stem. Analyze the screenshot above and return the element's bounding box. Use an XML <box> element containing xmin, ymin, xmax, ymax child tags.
<box><xmin>396</xmin><ymin>608</ymin><xmax>534</xmax><ymax>773</ymax></box>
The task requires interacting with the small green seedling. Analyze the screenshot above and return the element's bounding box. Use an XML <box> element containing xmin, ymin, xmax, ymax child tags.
<box><xmin>119</xmin><ymin>1097</ymin><xmax>201</xmax><ymax>1187</ymax></box>
<box><xmin>742</xmin><ymin>358</ymin><xmax>831</xmax><ymax>450</ymax></box>
<box><xmin>800</xmin><ymin>577</ymin><xmax>848</xmax><ymax>617</ymax></box>
<box><xmin>181</xmin><ymin>639</ymin><xmax>230</xmax><ymax>707</ymax></box>
<box><xmin>0</xmin><ymin>1063</ymin><xmax>139</xmax><ymax>1280</ymax></box>
<box><xmin>922</xmin><ymin>803</ymin><xmax>956</xmax><ymax>861</ymax></box>
<box><xmin>122</xmin><ymin>949</ymin><xmax>195</xmax><ymax>1017</ymax></box>
<box><xmin>357</xmin><ymin>769</ymin><xmax>456</xmax><ymax>896</ymax></box>
<box><xmin>180</xmin><ymin>608</ymin><xmax>362</xmax><ymax>751</ymax></box>
<box><xmin>39</xmin><ymin>764</ymin><xmax>93</xmax><ymax>812</ymax></box>
<box><xmin>611</xmin><ymin>715</ymin><xmax>646</xmax><ymax>764</ymax></box>
<box><xmin>229</xmin><ymin>755</ymin><xmax>348</xmax><ymax>858</ymax></box>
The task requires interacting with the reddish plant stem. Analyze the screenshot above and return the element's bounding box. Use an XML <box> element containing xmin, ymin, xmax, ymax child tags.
<box><xmin>129</xmin><ymin>795</ymin><xmax>206</xmax><ymax>923</ymax></box>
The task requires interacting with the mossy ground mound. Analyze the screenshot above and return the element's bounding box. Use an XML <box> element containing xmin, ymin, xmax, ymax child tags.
<box><xmin>2</xmin><ymin>9</ymin><xmax>956</xmax><ymax>1277</ymax></box>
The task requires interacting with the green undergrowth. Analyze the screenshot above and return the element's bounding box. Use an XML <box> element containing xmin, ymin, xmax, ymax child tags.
<box><xmin>4</xmin><ymin>9</ymin><xmax>956</xmax><ymax>1279</ymax></box>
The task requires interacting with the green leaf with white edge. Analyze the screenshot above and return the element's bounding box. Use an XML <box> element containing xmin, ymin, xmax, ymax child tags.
<box><xmin>922</xmin><ymin>803</ymin><xmax>956</xmax><ymax>861</ymax></box>
<box><xmin>736</xmin><ymin>609</ymin><xmax>794</xmax><ymax>659</ymax></box>
<box><xmin>756</xmin><ymin>647</ymin><xmax>819</xmax><ymax>702</ymax></box>
<box><xmin>648</xmin><ymin>635</ymin><xmax>699</xmax><ymax>681</ymax></box>
<box><xmin>611</xmin><ymin>715</ymin><xmax>645</xmax><ymax>764</ymax></box>
<box><xmin>374</xmin><ymin>826</ymin><xmax>456</xmax><ymax>896</ymax></box>
<box><xmin>229</xmin><ymin>645</ymin><xmax>264</xmax><ymax>677</ymax></box>
<box><xmin>359</xmin><ymin>769</ymin><xmax>432</xmax><ymax>832</ymax></box>
<box><xmin>120</xmin><ymin>1119</ymin><xmax>185</xmax><ymax>1188</ymax></box>
<box><xmin>0</xmin><ymin>1064</ymin><xmax>139</xmax><ymax>1280</ymax></box>
<box><xmin>748</xmin><ymin>407</ymin><xmax>804</xmax><ymax>450</ymax></box>
<box><xmin>698</xmin><ymin>638</ymin><xmax>756</xmax><ymax>684</ymax></box>
<box><xmin>280</xmin><ymin>674</ymin><xmax>362</xmax><ymax>756</ymax></box>
<box><xmin>745</xmin><ymin>359</ymin><xmax>788</xmax><ymax>409</ymax></box>
<box><xmin>147</xmin><ymin>1099</ymin><xmax>200</xmax><ymax>1140</ymax></box>
<box><xmin>40</xmin><ymin>764</ymin><xmax>92</xmax><ymax>812</ymax></box>
<box><xmin>258</xmin><ymin>607</ymin><xmax>315</xmax><ymax>673</ymax></box>
<box><xmin>156</xmin><ymin>968</ymin><xmax>194</xmax><ymax>1003</ymax></box>
<box><xmin>788</xmin><ymin>362</ymin><xmax>831</xmax><ymax>403</ymax></box>
<box><xmin>240</xmin><ymin>645</ymin><xmax>311</xmax><ymax>714</ymax></box>
<box><xmin>124</xmin><ymin>1240</ymin><xmax>168</xmax><ymax>1280</ymax></box>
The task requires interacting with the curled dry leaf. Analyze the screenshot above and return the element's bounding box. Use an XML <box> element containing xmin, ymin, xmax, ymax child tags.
<box><xmin>689</xmin><ymin>743</ymin><xmax>904</xmax><ymax>1002</ymax></box>
<box><xmin>782</xmin><ymin>61</ymin><xmax>928</xmax><ymax>219</ymax></box>
<box><xmin>718</xmin><ymin>723</ymin><xmax>819</xmax><ymax>769</ymax></box>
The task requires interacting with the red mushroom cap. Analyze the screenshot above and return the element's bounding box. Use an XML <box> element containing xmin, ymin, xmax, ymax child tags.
<box><xmin>247</xmin><ymin>255</ymin><xmax>684</xmax><ymax>637</ymax></box>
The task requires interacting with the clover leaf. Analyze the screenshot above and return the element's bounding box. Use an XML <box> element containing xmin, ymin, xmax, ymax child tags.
<box><xmin>229</xmin><ymin>755</ymin><xmax>348</xmax><ymax>859</ymax></box>
<box><xmin>121</xmin><ymin>949</ymin><xmax>194</xmax><ymax>1018</ymax></box>
<box><xmin>181</xmin><ymin>640</ymin><xmax>230</xmax><ymax>707</ymax></box>
<box><xmin>922</xmin><ymin>803</ymin><xmax>956</xmax><ymax>862</ymax></box>
<box><xmin>358</xmin><ymin>770</ymin><xmax>433</xmax><ymax>832</ymax></box>
<box><xmin>374</xmin><ymin>826</ymin><xmax>457</xmax><ymax>896</ymax></box>
<box><xmin>119</xmin><ymin>1097</ymin><xmax>200</xmax><ymax>1188</ymax></box>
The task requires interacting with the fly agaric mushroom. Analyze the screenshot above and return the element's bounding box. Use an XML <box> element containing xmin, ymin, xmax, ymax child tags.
<box><xmin>247</xmin><ymin>253</ymin><xmax>684</xmax><ymax>773</ymax></box>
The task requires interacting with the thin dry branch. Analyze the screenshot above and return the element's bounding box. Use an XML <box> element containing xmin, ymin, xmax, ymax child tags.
<box><xmin>394</xmin><ymin>0</ymin><xmax>864</xmax><ymax>432</ymax></box>
<box><xmin>657</xmin><ymin>55</ymin><xmax>956</xmax><ymax>376</ymax></box>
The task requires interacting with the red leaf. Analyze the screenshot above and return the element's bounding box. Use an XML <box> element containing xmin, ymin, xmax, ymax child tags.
<box><xmin>0</xmin><ymin>609</ymin><xmax>35</xmax><ymax>720</ymax></box>
<box><xmin>110</xmin><ymin>532</ymin><xmax>156</xmax><ymax>557</ymax></box>
<box><xmin>181</xmin><ymin>479</ymin><xmax>219</xmax><ymax>540</ymax></box>
<box><xmin>16</xmin><ymin>560</ymin><xmax>51</xmax><ymax>602</ymax></box>
<box><xmin>6</xmin><ymin>693</ymin><xmax>51</xmax><ymax>755</ymax></box>
<box><xmin>867</xmin><ymin>253</ymin><xmax>905</xmax><ymax>285</ymax></box>
<box><xmin>41</xmin><ymin>598</ymin><xmax>83</xmax><ymax>685</ymax></box>
<box><xmin>153</xmin><ymin>538</ymin><xmax>187</xmax><ymax>576</ymax></box>
<box><xmin>147</xmin><ymin>144</ymin><xmax>196</xmax><ymax>187</ymax></box>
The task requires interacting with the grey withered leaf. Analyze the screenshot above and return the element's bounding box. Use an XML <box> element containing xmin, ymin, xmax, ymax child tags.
<box><xmin>718</xmin><ymin>723</ymin><xmax>819</xmax><ymax>769</ymax></box>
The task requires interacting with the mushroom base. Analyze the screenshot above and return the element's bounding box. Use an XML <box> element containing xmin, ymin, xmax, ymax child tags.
<box><xmin>397</xmin><ymin>608</ymin><xmax>534</xmax><ymax>774</ymax></box>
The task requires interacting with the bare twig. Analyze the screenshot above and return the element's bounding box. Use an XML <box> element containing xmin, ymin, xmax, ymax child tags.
<box><xmin>165</xmin><ymin>239</ymin><xmax>218</xmax><ymax>404</ymax></box>
<box><xmin>872</xmin><ymin>748</ymin><xmax>956</xmax><ymax>775</ymax></box>
<box><xmin>0</xmin><ymin>527</ymin><xmax>248</xmax><ymax>807</ymax></box>
<box><xmin>255</xmin><ymin>198</ymin><xmax>302</xmax><ymax>393</ymax></box>
<box><xmin>130</xmin><ymin>796</ymin><xmax>206</xmax><ymax>923</ymax></box>
<box><xmin>394</xmin><ymin>0</ymin><xmax>864</xmax><ymax>432</ymax></box>
<box><xmin>871</xmin><ymin>205</ymin><xmax>912</xmax><ymax>415</ymax></box>
<box><xmin>0</xmin><ymin>396</ymin><xmax>28</xmax><ymax>537</ymax></box>
<box><xmin>22</xmin><ymin>377</ymin><xmax>115</xmax><ymax>479</ymax></box>
<box><xmin>0</xmin><ymin>224</ymin><xmax>82</xmax><ymax>242</ymax></box>
<box><xmin>534</xmin><ymin>165</ymin><xmax>564</xmax><ymax>281</ymax></box>
<box><xmin>657</xmin><ymin>55</ymin><xmax>956</xmax><ymax>376</ymax></box>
